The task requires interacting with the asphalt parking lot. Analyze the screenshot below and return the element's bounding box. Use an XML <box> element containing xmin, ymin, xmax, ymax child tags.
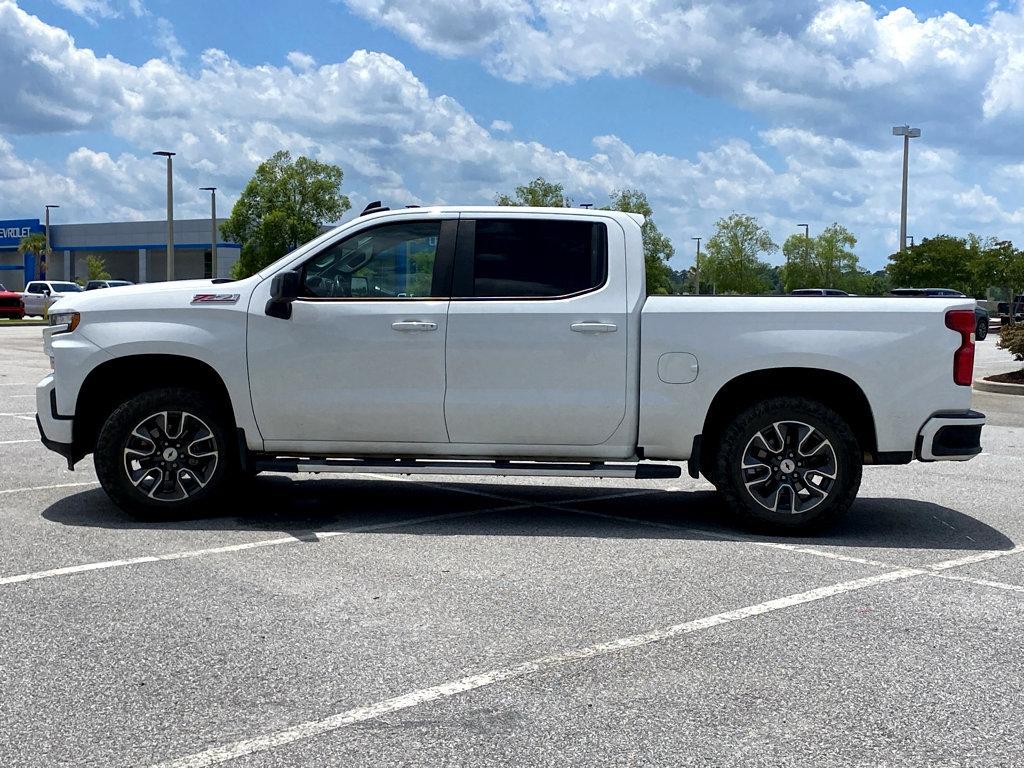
<box><xmin>1</xmin><ymin>326</ymin><xmax>1023</xmax><ymax>767</ymax></box>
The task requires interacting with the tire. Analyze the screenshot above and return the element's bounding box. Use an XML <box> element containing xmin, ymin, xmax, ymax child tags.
<box><xmin>976</xmin><ymin>317</ymin><xmax>988</xmax><ymax>341</ymax></box>
<box><xmin>94</xmin><ymin>387</ymin><xmax>235</xmax><ymax>517</ymax></box>
<box><xmin>714</xmin><ymin>396</ymin><xmax>861</xmax><ymax>533</ymax></box>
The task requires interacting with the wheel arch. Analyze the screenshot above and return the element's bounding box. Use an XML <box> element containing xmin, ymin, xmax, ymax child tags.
<box><xmin>699</xmin><ymin>367</ymin><xmax>878</xmax><ymax>478</ymax></box>
<box><xmin>74</xmin><ymin>354</ymin><xmax>236</xmax><ymax>458</ymax></box>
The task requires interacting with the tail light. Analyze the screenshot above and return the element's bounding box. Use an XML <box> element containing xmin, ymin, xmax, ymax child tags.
<box><xmin>945</xmin><ymin>310</ymin><xmax>976</xmax><ymax>386</ymax></box>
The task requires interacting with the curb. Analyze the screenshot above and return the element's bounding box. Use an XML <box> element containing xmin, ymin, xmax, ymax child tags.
<box><xmin>974</xmin><ymin>377</ymin><xmax>1024</xmax><ymax>396</ymax></box>
<box><xmin>0</xmin><ymin>322</ymin><xmax>48</xmax><ymax>327</ymax></box>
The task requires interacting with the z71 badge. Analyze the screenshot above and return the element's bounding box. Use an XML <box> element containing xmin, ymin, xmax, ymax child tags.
<box><xmin>191</xmin><ymin>293</ymin><xmax>240</xmax><ymax>304</ymax></box>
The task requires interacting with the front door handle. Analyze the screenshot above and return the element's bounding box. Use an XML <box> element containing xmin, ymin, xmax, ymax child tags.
<box><xmin>391</xmin><ymin>320</ymin><xmax>438</xmax><ymax>332</ymax></box>
<box><xmin>570</xmin><ymin>322</ymin><xmax>617</xmax><ymax>334</ymax></box>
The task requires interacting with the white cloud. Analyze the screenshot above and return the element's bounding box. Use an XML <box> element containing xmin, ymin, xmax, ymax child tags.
<box><xmin>286</xmin><ymin>50</ymin><xmax>315</xmax><ymax>70</ymax></box>
<box><xmin>154</xmin><ymin>16</ymin><xmax>184</xmax><ymax>64</ymax></box>
<box><xmin>49</xmin><ymin>0</ymin><xmax>145</xmax><ymax>24</ymax></box>
<box><xmin>344</xmin><ymin>0</ymin><xmax>1024</xmax><ymax>154</ymax></box>
<box><xmin>2</xmin><ymin>0</ymin><xmax>1024</xmax><ymax>268</ymax></box>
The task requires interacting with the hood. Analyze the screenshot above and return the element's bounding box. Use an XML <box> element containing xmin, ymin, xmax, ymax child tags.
<box><xmin>49</xmin><ymin>278</ymin><xmax>255</xmax><ymax>313</ymax></box>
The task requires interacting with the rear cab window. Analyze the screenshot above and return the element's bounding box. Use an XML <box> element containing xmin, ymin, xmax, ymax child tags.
<box><xmin>454</xmin><ymin>218</ymin><xmax>607</xmax><ymax>299</ymax></box>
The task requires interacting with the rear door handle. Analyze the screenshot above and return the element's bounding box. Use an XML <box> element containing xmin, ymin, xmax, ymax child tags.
<box><xmin>570</xmin><ymin>322</ymin><xmax>617</xmax><ymax>333</ymax></box>
<box><xmin>391</xmin><ymin>320</ymin><xmax>438</xmax><ymax>332</ymax></box>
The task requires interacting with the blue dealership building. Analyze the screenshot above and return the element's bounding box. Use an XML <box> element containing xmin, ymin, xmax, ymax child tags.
<box><xmin>0</xmin><ymin>217</ymin><xmax>240</xmax><ymax>291</ymax></box>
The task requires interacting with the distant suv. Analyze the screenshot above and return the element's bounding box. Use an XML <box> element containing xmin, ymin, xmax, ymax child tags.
<box><xmin>22</xmin><ymin>281</ymin><xmax>84</xmax><ymax>317</ymax></box>
<box><xmin>0</xmin><ymin>282</ymin><xmax>24</xmax><ymax>319</ymax></box>
<box><xmin>85</xmin><ymin>280</ymin><xmax>134</xmax><ymax>291</ymax></box>
<box><xmin>889</xmin><ymin>288</ymin><xmax>989</xmax><ymax>340</ymax></box>
<box><xmin>997</xmin><ymin>295</ymin><xmax>1024</xmax><ymax>325</ymax></box>
<box><xmin>790</xmin><ymin>288</ymin><xmax>850</xmax><ymax>296</ymax></box>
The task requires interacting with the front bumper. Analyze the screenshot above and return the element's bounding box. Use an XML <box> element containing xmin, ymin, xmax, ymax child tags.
<box><xmin>36</xmin><ymin>373</ymin><xmax>76</xmax><ymax>468</ymax></box>
<box><xmin>916</xmin><ymin>409</ymin><xmax>985</xmax><ymax>461</ymax></box>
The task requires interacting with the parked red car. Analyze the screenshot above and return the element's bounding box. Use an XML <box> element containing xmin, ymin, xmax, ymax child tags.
<box><xmin>0</xmin><ymin>282</ymin><xmax>25</xmax><ymax>319</ymax></box>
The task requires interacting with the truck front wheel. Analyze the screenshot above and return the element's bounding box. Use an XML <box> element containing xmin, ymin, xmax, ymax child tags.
<box><xmin>714</xmin><ymin>396</ymin><xmax>861</xmax><ymax>532</ymax></box>
<box><xmin>94</xmin><ymin>387</ymin><xmax>235</xmax><ymax>517</ymax></box>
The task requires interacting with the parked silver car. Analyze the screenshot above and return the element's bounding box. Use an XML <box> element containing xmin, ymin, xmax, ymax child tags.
<box><xmin>84</xmin><ymin>280</ymin><xmax>133</xmax><ymax>290</ymax></box>
<box><xmin>21</xmin><ymin>280</ymin><xmax>83</xmax><ymax>317</ymax></box>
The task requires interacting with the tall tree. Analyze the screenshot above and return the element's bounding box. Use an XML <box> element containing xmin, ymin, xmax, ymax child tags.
<box><xmin>495</xmin><ymin>177</ymin><xmax>571</xmax><ymax>207</ymax></box>
<box><xmin>17</xmin><ymin>232</ymin><xmax>47</xmax><ymax>279</ymax></box>
<box><xmin>703</xmin><ymin>213</ymin><xmax>777</xmax><ymax>294</ymax></box>
<box><xmin>885</xmin><ymin>235</ymin><xmax>977</xmax><ymax>296</ymax></box>
<box><xmin>224</xmin><ymin>150</ymin><xmax>350</xmax><ymax>278</ymax></box>
<box><xmin>605</xmin><ymin>189</ymin><xmax>674</xmax><ymax>295</ymax></box>
<box><xmin>85</xmin><ymin>255</ymin><xmax>111</xmax><ymax>281</ymax></box>
<box><xmin>980</xmin><ymin>239</ymin><xmax>1024</xmax><ymax>320</ymax></box>
<box><xmin>780</xmin><ymin>223</ymin><xmax>862</xmax><ymax>293</ymax></box>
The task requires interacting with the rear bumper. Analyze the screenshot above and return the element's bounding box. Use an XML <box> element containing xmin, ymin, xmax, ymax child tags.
<box><xmin>916</xmin><ymin>410</ymin><xmax>985</xmax><ymax>461</ymax></box>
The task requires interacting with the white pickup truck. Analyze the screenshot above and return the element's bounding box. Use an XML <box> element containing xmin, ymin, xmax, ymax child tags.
<box><xmin>37</xmin><ymin>206</ymin><xmax>985</xmax><ymax>531</ymax></box>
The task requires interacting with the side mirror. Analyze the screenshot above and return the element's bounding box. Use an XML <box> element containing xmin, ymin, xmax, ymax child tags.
<box><xmin>266</xmin><ymin>270</ymin><xmax>301</xmax><ymax>319</ymax></box>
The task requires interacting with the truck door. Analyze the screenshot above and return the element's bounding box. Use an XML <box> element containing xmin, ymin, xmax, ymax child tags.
<box><xmin>247</xmin><ymin>217</ymin><xmax>456</xmax><ymax>447</ymax></box>
<box><xmin>443</xmin><ymin>215</ymin><xmax>628</xmax><ymax>447</ymax></box>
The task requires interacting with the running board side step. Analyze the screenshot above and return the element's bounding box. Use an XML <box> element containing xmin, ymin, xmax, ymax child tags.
<box><xmin>254</xmin><ymin>457</ymin><xmax>682</xmax><ymax>480</ymax></box>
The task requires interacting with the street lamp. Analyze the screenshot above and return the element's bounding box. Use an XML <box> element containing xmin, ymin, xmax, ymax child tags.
<box><xmin>200</xmin><ymin>187</ymin><xmax>217</xmax><ymax>278</ymax></box>
<box><xmin>44</xmin><ymin>204</ymin><xmax>59</xmax><ymax>280</ymax></box>
<box><xmin>797</xmin><ymin>223</ymin><xmax>811</xmax><ymax>283</ymax></box>
<box><xmin>691</xmin><ymin>237</ymin><xmax>701</xmax><ymax>295</ymax></box>
<box><xmin>892</xmin><ymin>125</ymin><xmax>921</xmax><ymax>253</ymax></box>
<box><xmin>153</xmin><ymin>151</ymin><xmax>176</xmax><ymax>280</ymax></box>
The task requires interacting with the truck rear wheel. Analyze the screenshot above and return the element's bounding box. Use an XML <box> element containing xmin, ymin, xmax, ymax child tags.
<box><xmin>94</xmin><ymin>387</ymin><xmax>234</xmax><ymax>517</ymax></box>
<box><xmin>714</xmin><ymin>396</ymin><xmax>861</xmax><ymax>532</ymax></box>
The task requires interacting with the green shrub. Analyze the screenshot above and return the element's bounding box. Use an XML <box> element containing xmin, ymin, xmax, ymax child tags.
<box><xmin>997</xmin><ymin>323</ymin><xmax>1024</xmax><ymax>363</ymax></box>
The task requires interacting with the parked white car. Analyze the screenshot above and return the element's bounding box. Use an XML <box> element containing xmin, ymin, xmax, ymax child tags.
<box><xmin>37</xmin><ymin>206</ymin><xmax>985</xmax><ymax>531</ymax></box>
<box><xmin>22</xmin><ymin>280</ymin><xmax>83</xmax><ymax>317</ymax></box>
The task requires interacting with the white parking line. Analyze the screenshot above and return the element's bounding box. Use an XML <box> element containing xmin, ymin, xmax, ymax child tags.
<box><xmin>0</xmin><ymin>481</ymin><xmax>98</xmax><ymax>495</ymax></box>
<box><xmin>929</xmin><ymin>573</ymin><xmax>1024</xmax><ymax>593</ymax></box>
<box><xmin>0</xmin><ymin>504</ymin><xmax>531</xmax><ymax>587</ymax></box>
<box><xmin>154</xmin><ymin>567</ymin><xmax>923</xmax><ymax>768</ymax></box>
<box><xmin>0</xmin><ymin>439</ymin><xmax>37</xmax><ymax>445</ymax></box>
<box><xmin>0</xmin><ymin>487</ymin><xmax>655</xmax><ymax>588</ymax></box>
<box><xmin>0</xmin><ymin>412</ymin><xmax>34</xmax><ymax>416</ymax></box>
<box><xmin>563</xmin><ymin>508</ymin><xmax>1024</xmax><ymax>594</ymax></box>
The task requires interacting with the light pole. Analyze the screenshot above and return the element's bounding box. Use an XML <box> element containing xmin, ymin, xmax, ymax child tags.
<box><xmin>798</xmin><ymin>223</ymin><xmax>810</xmax><ymax>256</ymax></box>
<box><xmin>892</xmin><ymin>125</ymin><xmax>921</xmax><ymax>253</ymax></box>
<box><xmin>44</xmin><ymin>204</ymin><xmax>59</xmax><ymax>280</ymax></box>
<box><xmin>691</xmin><ymin>237</ymin><xmax>701</xmax><ymax>295</ymax></box>
<box><xmin>797</xmin><ymin>223</ymin><xmax>812</xmax><ymax>285</ymax></box>
<box><xmin>200</xmin><ymin>187</ymin><xmax>217</xmax><ymax>278</ymax></box>
<box><xmin>153</xmin><ymin>151</ymin><xmax>176</xmax><ymax>280</ymax></box>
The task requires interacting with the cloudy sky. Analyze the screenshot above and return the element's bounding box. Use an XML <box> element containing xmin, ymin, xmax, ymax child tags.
<box><xmin>3</xmin><ymin>0</ymin><xmax>1024</xmax><ymax>270</ymax></box>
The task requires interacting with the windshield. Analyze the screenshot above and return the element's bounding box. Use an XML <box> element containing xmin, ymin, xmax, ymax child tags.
<box><xmin>108</xmin><ymin>281</ymin><xmax>132</xmax><ymax>287</ymax></box>
<box><xmin>51</xmin><ymin>282</ymin><xmax>83</xmax><ymax>292</ymax></box>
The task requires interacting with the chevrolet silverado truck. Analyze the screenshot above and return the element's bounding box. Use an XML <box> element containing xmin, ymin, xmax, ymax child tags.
<box><xmin>37</xmin><ymin>206</ymin><xmax>985</xmax><ymax>531</ymax></box>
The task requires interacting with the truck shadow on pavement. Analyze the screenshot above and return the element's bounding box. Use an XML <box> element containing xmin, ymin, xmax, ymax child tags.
<box><xmin>41</xmin><ymin>474</ymin><xmax>1016</xmax><ymax>553</ymax></box>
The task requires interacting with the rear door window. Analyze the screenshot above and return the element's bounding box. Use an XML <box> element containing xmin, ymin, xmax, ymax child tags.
<box><xmin>457</xmin><ymin>219</ymin><xmax>607</xmax><ymax>298</ymax></box>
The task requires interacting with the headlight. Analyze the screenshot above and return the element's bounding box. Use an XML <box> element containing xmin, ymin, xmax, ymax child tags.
<box><xmin>49</xmin><ymin>311</ymin><xmax>80</xmax><ymax>333</ymax></box>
